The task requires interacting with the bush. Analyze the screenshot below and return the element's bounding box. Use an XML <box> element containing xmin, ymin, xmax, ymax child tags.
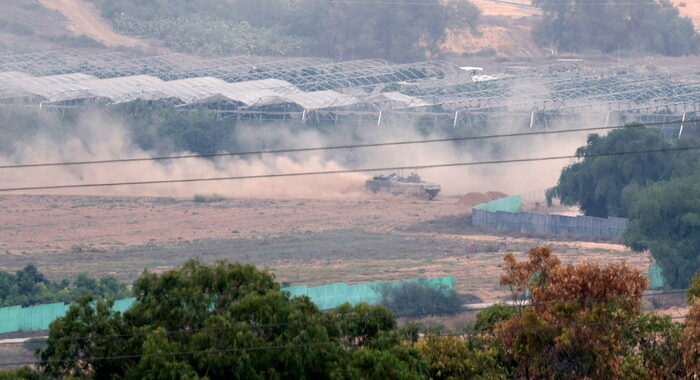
<box><xmin>193</xmin><ymin>194</ymin><xmax>227</xmax><ymax>203</ymax></box>
<box><xmin>414</xmin><ymin>335</ymin><xmax>508</xmax><ymax>380</ymax></box>
<box><xmin>688</xmin><ymin>271</ymin><xmax>700</xmax><ymax>303</ymax></box>
<box><xmin>377</xmin><ymin>279</ymin><xmax>462</xmax><ymax>317</ymax></box>
<box><xmin>474</xmin><ymin>304</ymin><xmax>517</xmax><ymax>333</ymax></box>
<box><xmin>0</xmin><ymin>265</ymin><xmax>129</xmax><ymax>307</ymax></box>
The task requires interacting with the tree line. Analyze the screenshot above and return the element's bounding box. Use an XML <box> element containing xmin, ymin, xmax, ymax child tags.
<box><xmin>533</xmin><ymin>0</ymin><xmax>698</xmax><ymax>56</ymax></box>
<box><xmin>2</xmin><ymin>250</ymin><xmax>700</xmax><ymax>379</ymax></box>
<box><xmin>89</xmin><ymin>0</ymin><xmax>480</xmax><ymax>62</ymax></box>
<box><xmin>0</xmin><ymin>265</ymin><xmax>129</xmax><ymax>308</ymax></box>
<box><xmin>86</xmin><ymin>0</ymin><xmax>697</xmax><ymax>59</ymax></box>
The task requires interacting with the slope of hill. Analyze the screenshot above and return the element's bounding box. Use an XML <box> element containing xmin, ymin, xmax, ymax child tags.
<box><xmin>470</xmin><ymin>0</ymin><xmax>541</xmax><ymax>17</ymax></box>
<box><xmin>0</xmin><ymin>1</ymin><xmax>75</xmax><ymax>52</ymax></box>
<box><xmin>38</xmin><ymin>0</ymin><xmax>148</xmax><ymax>48</ymax></box>
<box><xmin>0</xmin><ymin>0</ymin><xmax>156</xmax><ymax>54</ymax></box>
<box><xmin>443</xmin><ymin>0</ymin><xmax>542</xmax><ymax>56</ymax></box>
<box><xmin>671</xmin><ymin>0</ymin><xmax>700</xmax><ymax>28</ymax></box>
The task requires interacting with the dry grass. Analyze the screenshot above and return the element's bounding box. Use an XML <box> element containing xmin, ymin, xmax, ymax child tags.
<box><xmin>0</xmin><ymin>194</ymin><xmax>650</xmax><ymax>303</ymax></box>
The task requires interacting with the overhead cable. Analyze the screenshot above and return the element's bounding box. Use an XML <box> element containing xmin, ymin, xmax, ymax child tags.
<box><xmin>0</xmin><ymin>119</ymin><xmax>695</xmax><ymax>170</ymax></box>
<box><xmin>1</xmin><ymin>144</ymin><xmax>699</xmax><ymax>192</ymax></box>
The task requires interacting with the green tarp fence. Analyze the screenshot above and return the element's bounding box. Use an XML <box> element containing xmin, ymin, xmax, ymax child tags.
<box><xmin>474</xmin><ymin>195</ymin><xmax>522</xmax><ymax>213</ymax></box>
<box><xmin>284</xmin><ymin>276</ymin><xmax>456</xmax><ymax>311</ymax></box>
<box><xmin>0</xmin><ymin>277</ymin><xmax>455</xmax><ymax>334</ymax></box>
<box><xmin>648</xmin><ymin>263</ymin><xmax>665</xmax><ymax>289</ymax></box>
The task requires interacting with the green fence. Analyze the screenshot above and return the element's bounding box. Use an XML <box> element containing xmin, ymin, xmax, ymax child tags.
<box><xmin>0</xmin><ymin>277</ymin><xmax>454</xmax><ymax>334</ymax></box>
<box><xmin>648</xmin><ymin>263</ymin><xmax>665</xmax><ymax>289</ymax></box>
<box><xmin>474</xmin><ymin>195</ymin><xmax>522</xmax><ymax>213</ymax></box>
<box><xmin>284</xmin><ymin>276</ymin><xmax>455</xmax><ymax>311</ymax></box>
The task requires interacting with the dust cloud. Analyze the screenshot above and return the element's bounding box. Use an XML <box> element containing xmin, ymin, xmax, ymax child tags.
<box><xmin>0</xmin><ymin>109</ymin><xmax>605</xmax><ymax>198</ymax></box>
<box><xmin>0</xmin><ymin>113</ymin><xmax>366</xmax><ymax>198</ymax></box>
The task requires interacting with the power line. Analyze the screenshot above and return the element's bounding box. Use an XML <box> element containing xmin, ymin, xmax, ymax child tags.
<box><xmin>0</xmin><ymin>119</ymin><xmax>694</xmax><ymax>170</ymax></box>
<box><xmin>1</xmin><ymin>313</ymin><xmax>692</xmax><ymax>367</ymax></box>
<box><xmin>1</xmin><ymin>144</ymin><xmax>699</xmax><ymax>192</ymax></box>
<box><xmin>274</xmin><ymin>0</ymin><xmax>680</xmax><ymax>7</ymax></box>
<box><xmin>0</xmin><ymin>289</ymin><xmax>688</xmax><ymax>346</ymax></box>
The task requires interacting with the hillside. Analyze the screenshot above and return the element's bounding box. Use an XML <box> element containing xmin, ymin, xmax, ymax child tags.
<box><xmin>443</xmin><ymin>0</ymin><xmax>542</xmax><ymax>56</ymax></box>
<box><xmin>470</xmin><ymin>0</ymin><xmax>541</xmax><ymax>18</ymax></box>
<box><xmin>671</xmin><ymin>0</ymin><xmax>700</xmax><ymax>27</ymax></box>
<box><xmin>38</xmin><ymin>0</ymin><xmax>148</xmax><ymax>49</ymax></box>
<box><xmin>0</xmin><ymin>0</ymin><xmax>154</xmax><ymax>54</ymax></box>
<box><xmin>0</xmin><ymin>0</ymin><xmax>696</xmax><ymax>60</ymax></box>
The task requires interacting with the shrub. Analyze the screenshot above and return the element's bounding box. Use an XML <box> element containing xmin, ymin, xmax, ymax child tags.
<box><xmin>377</xmin><ymin>279</ymin><xmax>462</xmax><ymax>317</ymax></box>
<box><xmin>474</xmin><ymin>304</ymin><xmax>517</xmax><ymax>333</ymax></box>
<box><xmin>689</xmin><ymin>271</ymin><xmax>700</xmax><ymax>303</ymax></box>
<box><xmin>193</xmin><ymin>194</ymin><xmax>227</xmax><ymax>203</ymax></box>
<box><xmin>414</xmin><ymin>335</ymin><xmax>508</xmax><ymax>380</ymax></box>
<box><xmin>6</xmin><ymin>22</ymin><xmax>34</xmax><ymax>36</ymax></box>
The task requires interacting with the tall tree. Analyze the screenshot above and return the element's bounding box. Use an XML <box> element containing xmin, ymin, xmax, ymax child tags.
<box><xmin>39</xmin><ymin>260</ymin><xmax>428</xmax><ymax>379</ymax></box>
<box><xmin>547</xmin><ymin>126</ymin><xmax>699</xmax><ymax>217</ymax></box>
<box><xmin>495</xmin><ymin>247</ymin><xmax>648</xmax><ymax>379</ymax></box>
<box><xmin>533</xmin><ymin>0</ymin><xmax>697</xmax><ymax>55</ymax></box>
<box><xmin>624</xmin><ymin>173</ymin><xmax>700</xmax><ymax>288</ymax></box>
<box><xmin>315</xmin><ymin>0</ymin><xmax>449</xmax><ymax>62</ymax></box>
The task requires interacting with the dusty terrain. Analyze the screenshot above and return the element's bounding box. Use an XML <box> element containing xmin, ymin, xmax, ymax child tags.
<box><xmin>671</xmin><ymin>0</ymin><xmax>700</xmax><ymax>27</ymax></box>
<box><xmin>39</xmin><ymin>0</ymin><xmax>148</xmax><ymax>48</ymax></box>
<box><xmin>0</xmin><ymin>193</ymin><xmax>649</xmax><ymax>303</ymax></box>
<box><xmin>470</xmin><ymin>0</ymin><xmax>541</xmax><ymax>18</ymax></box>
<box><xmin>0</xmin><ymin>194</ymin><xmax>464</xmax><ymax>255</ymax></box>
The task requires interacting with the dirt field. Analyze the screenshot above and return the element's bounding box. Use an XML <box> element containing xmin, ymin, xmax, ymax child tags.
<box><xmin>0</xmin><ymin>194</ymin><xmax>466</xmax><ymax>255</ymax></box>
<box><xmin>0</xmin><ymin>194</ymin><xmax>650</xmax><ymax>303</ymax></box>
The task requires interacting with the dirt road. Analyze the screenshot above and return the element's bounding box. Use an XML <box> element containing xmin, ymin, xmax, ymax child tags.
<box><xmin>39</xmin><ymin>0</ymin><xmax>148</xmax><ymax>48</ymax></box>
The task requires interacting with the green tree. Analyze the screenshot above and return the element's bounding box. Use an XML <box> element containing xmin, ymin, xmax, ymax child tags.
<box><xmin>689</xmin><ymin>270</ymin><xmax>700</xmax><ymax>303</ymax></box>
<box><xmin>473</xmin><ymin>304</ymin><xmax>517</xmax><ymax>333</ymax></box>
<box><xmin>624</xmin><ymin>173</ymin><xmax>700</xmax><ymax>288</ymax></box>
<box><xmin>89</xmin><ymin>0</ymin><xmax>479</xmax><ymax>61</ymax></box>
<box><xmin>315</xmin><ymin>0</ymin><xmax>450</xmax><ymax>62</ymax></box>
<box><xmin>376</xmin><ymin>279</ymin><xmax>462</xmax><ymax>317</ymax></box>
<box><xmin>621</xmin><ymin>313</ymin><xmax>686</xmax><ymax>379</ymax></box>
<box><xmin>39</xmin><ymin>296</ymin><xmax>134</xmax><ymax>379</ymax></box>
<box><xmin>39</xmin><ymin>260</ymin><xmax>428</xmax><ymax>379</ymax></box>
<box><xmin>532</xmin><ymin>0</ymin><xmax>697</xmax><ymax>55</ymax></box>
<box><xmin>547</xmin><ymin>126</ymin><xmax>699</xmax><ymax>217</ymax></box>
<box><xmin>0</xmin><ymin>265</ymin><xmax>129</xmax><ymax>307</ymax></box>
<box><xmin>414</xmin><ymin>335</ymin><xmax>508</xmax><ymax>380</ymax></box>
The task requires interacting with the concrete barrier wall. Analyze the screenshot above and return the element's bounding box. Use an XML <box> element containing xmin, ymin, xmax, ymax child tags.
<box><xmin>472</xmin><ymin>209</ymin><xmax>627</xmax><ymax>240</ymax></box>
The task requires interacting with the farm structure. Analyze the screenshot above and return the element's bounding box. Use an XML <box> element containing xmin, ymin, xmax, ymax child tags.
<box><xmin>0</xmin><ymin>51</ymin><xmax>699</xmax><ymax>129</ymax></box>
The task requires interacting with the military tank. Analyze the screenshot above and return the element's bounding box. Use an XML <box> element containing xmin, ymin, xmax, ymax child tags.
<box><xmin>365</xmin><ymin>172</ymin><xmax>441</xmax><ymax>200</ymax></box>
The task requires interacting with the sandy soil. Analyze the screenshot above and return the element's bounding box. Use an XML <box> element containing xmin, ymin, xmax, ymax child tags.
<box><xmin>0</xmin><ymin>194</ymin><xmax>466</xmax><ymax>255</ymax></box>
<box><xmin>443</xmin><ymin>24</ymin><xmax>541</xmax><ymax>56</ymax></box>
<box><xmin>39</xmin><ymin>0</ymin><xmax>148</xmax><ymax>48</ymax></box>
<box><xmin>0</xmin><ymin>193</ymin><xmax>650</xmax><ymax>304</ymax></box>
